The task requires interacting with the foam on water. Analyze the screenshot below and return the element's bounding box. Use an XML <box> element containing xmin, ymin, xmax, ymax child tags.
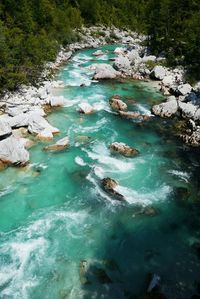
<box><xmin>168</xmin><ymin>170</ymin><xmax>190</xmax><ymax>183</ymax></box>
<box><xmin>75</xmin><ymin>156</ymin><xmax>87</xmax><ymax>166</ymax></box>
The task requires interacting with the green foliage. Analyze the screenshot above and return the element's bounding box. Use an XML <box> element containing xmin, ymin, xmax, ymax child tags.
<box><xmin>0</xmin><ymin>0</ymin><xmax>199</xmax><ymax>92</ymax></box>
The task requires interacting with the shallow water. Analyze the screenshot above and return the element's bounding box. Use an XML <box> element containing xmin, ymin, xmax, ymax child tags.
<box><xmin>0</xmin><ymin>45</ymin><xmax>200</xmax><ymax>299</ymax></box>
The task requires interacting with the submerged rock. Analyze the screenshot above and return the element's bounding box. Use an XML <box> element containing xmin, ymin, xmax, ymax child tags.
<box><xmin>101</xmin><ymin>177</ymin><xmax>124</xmax><ymax>201</ymax></box>
<box><xmin>109</xmin><ymin>142</ymin><xmax>139</xmax><ymax>157</ymax></box>
<box><xmin>79</xmin><ymin>260</ymin><xmax>90</xmax><ymax>285</ymax></box>
<box><xmin>92</xmin><ymin>50</ymin><xmax>104</xmax><ymax>56</ymax></box>
<box><xmin>109</xmin><ymin>95</ymin><xmax>127</xmax><ymax>111</ymax></box>
<box><xmin>119</xmin><ymin>110</ymin><xmax>150</xmax><ymax>120</ymax></box>
<box><xmin>43</xmin><ymin>136</ymin><xmax>70</xmax><ymax>152</ymax></box>
<box><xmin>0</xmin><ymin>135</ymin><xmax>29</xmax><ymax>165</ymax></box>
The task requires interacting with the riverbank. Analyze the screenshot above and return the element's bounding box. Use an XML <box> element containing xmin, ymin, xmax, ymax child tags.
<box><xmin>0</xmin><ymin>26</ymin><xmax>199</xmax><ymax>170</ymax></box>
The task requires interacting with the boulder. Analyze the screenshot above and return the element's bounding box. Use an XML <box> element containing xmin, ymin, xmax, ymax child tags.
<box><xmin>194</xmin><ymin>108</ymin><xmax>200</xmax><ymax>122</ymax></box>
<box><xmin>0</xmin><ymin>120</ymin><xmax>12</xmax><ymax>140</ymax></box>
<box><xmin>109</xmin><ymin>96</ymin><xmax>127</xmax><ymax>111</ymax></box>
<box><xmin>50</xmin><ymin>96</ymin><xmax>65</xmax><ymax>107</ymax></box>
<box><xmin>0</xmin><ymin>135</ymin><xmax>29</xmax><ymax>165</ymax></box>
<box><xmin>114</xmin><ymin>47</ymin><xmax>126</xmax><ymax>55</ymax></box>
<box><xmin>142</xmin><ymin>55</ymin><xmax>157</xmax><ymax>62</ymax></box>
<box><xmin>101</xmin><ymin>177</ymin><xmax>124</xmax><ymax>201</ymax></box>
<box><xmin>37</xmin><ymin>128</ymin><xmax>54</xmax><ymax>141</ymax></box>
<box><xmin>113</xmin><ymin>55</ymin><xmax>131</xmax><ymax>72</ymax></box>
<box><xmin>150</xmin><ymin>66</ymin><xmax>166</xmax><ymax>80</ymax></box>
<box><xmin>127</xmin><ymin>49</ymin><xmax>141</xmax><ymax>64</ymax></box>
<box><xmin>152</xmin><ymin>100</ymin><xmax>178</xmax><ymax>117</ymax></box>
<box><xmin>109</xmin><ymin>142</ymin><xmax>139</xmax><ymax>157</ymax></box>
<box><xmin>28</xmin><ymin>113</ymin><xmax>59</xmax><ymax>135</ymax></box>
<box><xmin>119</xmin><ymin>110</ymin><xmax>150</xmax><ymax>120</ymax></box>
<box><xmin>162</xmin><ymin>75</ymin><xmax>175</xmax><ymax>87</ymax></box>
<box><xmin>43</xmin><ymin>136</ymin><xmax>69</xmax><ymax>152</ymax></box>
<box><xmin>93</xmin><ymin>50</ymin><xmax>104</xmax><ymax>56</ymax></box>
<box><xmin>92</xmin><ymin>64</ymin><xmax>119</xmax><ymax>80</ymax></box>
<box><xmin>178</xmin><ymin>102</ymin><xmax>198</xmax><ymax>119</ymax></box>
<box><xmin>177</xmin><ymin>83</ymin><xmax>192</xmax><ymax>96</ymax></box>
<box><xmin>181</xmin><ymin>128</ymin><xmax>200</xmax><ymax>147</ymax></box>
<box><xmin>78</xmin><ymin>102</ymin><xmax>95</xmax><ymax>114</ymax></box>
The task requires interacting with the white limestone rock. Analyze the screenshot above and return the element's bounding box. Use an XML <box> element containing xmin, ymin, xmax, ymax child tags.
<box><xmin>0</xmin><ymin>135</ymin><xmax>29</xmax><ymax>165</ymax></box>
<box><xmin>177</xmin><ymin>84</ymin><xmax>192</xmax><ymax>96</ymax></box>
<box><xmin>151</xmin><ymin>66</ymin><xmax>166</xmax><ymax>80</ymax></box>
<box><xmin>92</xmin><ymin>64</ymin><xmax>119</xmax><ymax>80</ymax></box>
<box><xmin>0</xmin><ymin>120</ymin><xmax>12</xmax><ymax>139</ymax></box>
<box><xmin>152</xmin><ymin>100</ymin><xmax>178</xmax><ymax>117</ymax></box>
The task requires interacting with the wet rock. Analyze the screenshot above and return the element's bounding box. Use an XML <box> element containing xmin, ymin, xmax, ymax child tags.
<box><xmin>119</xmin><ymin>110</ymin><xmax>150</xmax><ymax>120</ymax></box>
<box><xmin>150</xmin><ymin>66</ymin><xmax>166</xmax><ymax>80</ymax></box>
<box><xmin>37</xmin><ymin>128</ymin><xmax>54</xmax><ymax>141</ymax></box>
<box><xmin>78</xmin><ymin>102</ymin><xmax>95</xmax><ymax>115</ymax></box>
<box><xmin>147</xmin><ymin>274</ymin><xmax>161</xmax><ymax>292</ymax></box>
<box><xmin>92</xmin><ymin>50</ymin><xmax>104</xmax><ymax>56</ymax></box>
<box><xmin>0</xmin><ymin>119</ymin><xmax>12</xmax><ymax>140</ymax></box>
<box><xmin>152</xmin><ymin>100</ymin><xmax>178</xmax><ymax>118</ymax></box>
<box><xmin>50</xmin><ymin>96</ymin><xmax>65</xmax><ymax>107</ymax></box>
<box><xmin>180</xmin><ymin>128</ymin><xmax>200</xmax><ymax>147</ymax></box>
<box><xmin>0</xmin><ymin>135</ymin><xmax>29</xmax><ymax>165</ymax></box>
<box><xmin>109</xmin><ymin>95</ymin><xmax>127</xmax><ymax>111</ymax></box>
<box><xmin>92</xmin><ymin>63</ymin><xmax>119</xmax><ymax>80</ymax></box>
<box><xmin>43</xmin><ymin>136</ymin><xmax>69</xmax><ymax>152</ymax></box>
<box><xmin>101</xmin><ymin>177</ymin><xmax>124</xmax><ymax>201</ymax></box>
<box><xmin>109</xmin><ymin>142</ymin><xmax>139</xmax><ymax>157</ymax></box>
<box><xmin>79</xmin><ymin>260</ymin><xmax>90</xmax><ymax>285</ymax></box>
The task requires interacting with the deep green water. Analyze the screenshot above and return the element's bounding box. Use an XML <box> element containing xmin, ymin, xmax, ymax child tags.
<box><xmin>0</xmin><ymin>45</ymin><xmax>200</xmax><ymax>299</ymax></box>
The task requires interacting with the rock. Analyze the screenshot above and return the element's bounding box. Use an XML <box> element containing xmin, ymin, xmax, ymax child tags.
<box><xmin>109</xmin><ymin>95</ymin><xmax>127</xmax><ymax>111</ymax></box>
<box><xmin>142</xmin><ymin>55</ymin><xmax>157</xmax><ymax>62</ymax></box>
<box><xmin>152</xmin><ymin>100</ymin><xmax>178</xmax><ymax>117</ymax></box>
<box><xmin>0</xmin><ymin>120</ymin><xmax>12</xmax><ymax>140</ymax></box>
<box><xmin>79</xmin><ymin>260</ymin><xmax>90</xmax><ymax>285</ymax></box>
<box><xmin>177</xmin><ymin>83</ymin><xmax>192</xmax><ymax>96</ymax></box>
<box><xmin>162</xmin><ymin>75</ymin><xmax>175</xmax><ymax>87</ymax></box>
<box><xmin>150</xmin><ymin>66</ymin><xmax>166</xmax><ymax>80</ymax></box>
<box><xmin>147</xmin><ymin>274</ymin><xmax>161</xmax><ymax>292</ymax></box>
<box><xmin>166</xmin><ymin>95</ymin><xmax>176</xmax><ymax>102</ymax></box>
<box><xmin>78</xmin><ymin>102</ymin><xmax>95</xmax><ymax>114</ymax></box>
<box><xmin>37</xmin><ymin>128</ymin><xmax>54</xmax><ymax>141</ymax></box>
<box><xmin>94</xmin><ymin>267</ymin><xmax>112</xmax><ymax>284</ymax></box>
<box><xmin>194</xmin><ymin>108</ymin><xmax>200</xmax><ymax>122</ymax></box>
<box><xmin>119</xmin><ymin>110</ymin><xmax>150</xmax><ymax>120</ymax></box>
<box><xmin>101</xmin><ymin>177</ymin><xmax>124</xmax><ymax>201</ymax></box>
<box><xmin>92</xmin><ymin>64</ymin><xmax>119</xmax><ymax>80</ymax></box>
<box><xmin>178</xmin><ymin>102</ymin><xmax>198</xmax><ymax>119</ymax></box>
<box><xmin>127</xmin><ymin>49</ymin><xmax>141</xmax><ymax>63</ymax></box>
<box><xmin>93</xmin><ymin>50</ymin><xmax>104</xmax><ymax>56</ymax></box>
<box><xmin>50</xmin><ymin>96</ymin><xmax>65</xmax><ymax>107</ymax></box>
<box><xmin>109</xmin><ymin>142</ymin><xmax>139</xmax><ymax>157</ymax></box>
<box><xmin>28</xmin><ymin>113</ymin><xmax>60</xmax><ymax>135</ymax></box>
<box><xmin>113</xmin><ymin>55</ymin><xmax>131</xmax><ymax>72</ymax></box>
<box><xmin>114</xmin><ymin>47</ymin><xmax>126</xmax><ymax>55</ymax></box>
<box><xmin>181</xmin><ymin>128</ymin><xmax>200</xmax><ymax>147</ymax></box>
<box><xmin>43</xmin><ymin>136</ymin><xmax>69</xmax><ymax>152</ymax></box>
<box><xmin>0</xmin><ymin>135</ymin><xmax>29</xmax><ymax>165</ymax></box>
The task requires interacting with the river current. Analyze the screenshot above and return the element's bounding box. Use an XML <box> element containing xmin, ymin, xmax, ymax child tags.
<box><xmin>0</xmin><ymin>45</ymin><xmax>200</xmax><ymax>299</ymax></box>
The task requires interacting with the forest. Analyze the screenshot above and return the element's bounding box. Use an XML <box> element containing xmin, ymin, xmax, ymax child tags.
<box><xmin>0</xmin><ymin>0</ymin><xmax>199</xmax><ymax>92</ymax></box>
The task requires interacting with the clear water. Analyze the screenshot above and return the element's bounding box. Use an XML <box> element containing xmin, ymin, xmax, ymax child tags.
<box><xmin>0</xmin><ymin>45</ymin><xmax>200</xmax><ymax>299</ymax></box>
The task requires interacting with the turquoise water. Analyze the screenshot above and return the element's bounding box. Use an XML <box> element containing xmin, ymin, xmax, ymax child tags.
<box><xmin>0</xmin><ymin>45</ymin><xmax>200</xmax><ymax>299</ymax></box>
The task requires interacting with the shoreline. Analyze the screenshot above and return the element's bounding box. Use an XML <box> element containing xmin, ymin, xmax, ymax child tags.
<box><xmin>0</xmin><ymin>26</ymin><xmax>199</xmax><ymax>170</ymax></box>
